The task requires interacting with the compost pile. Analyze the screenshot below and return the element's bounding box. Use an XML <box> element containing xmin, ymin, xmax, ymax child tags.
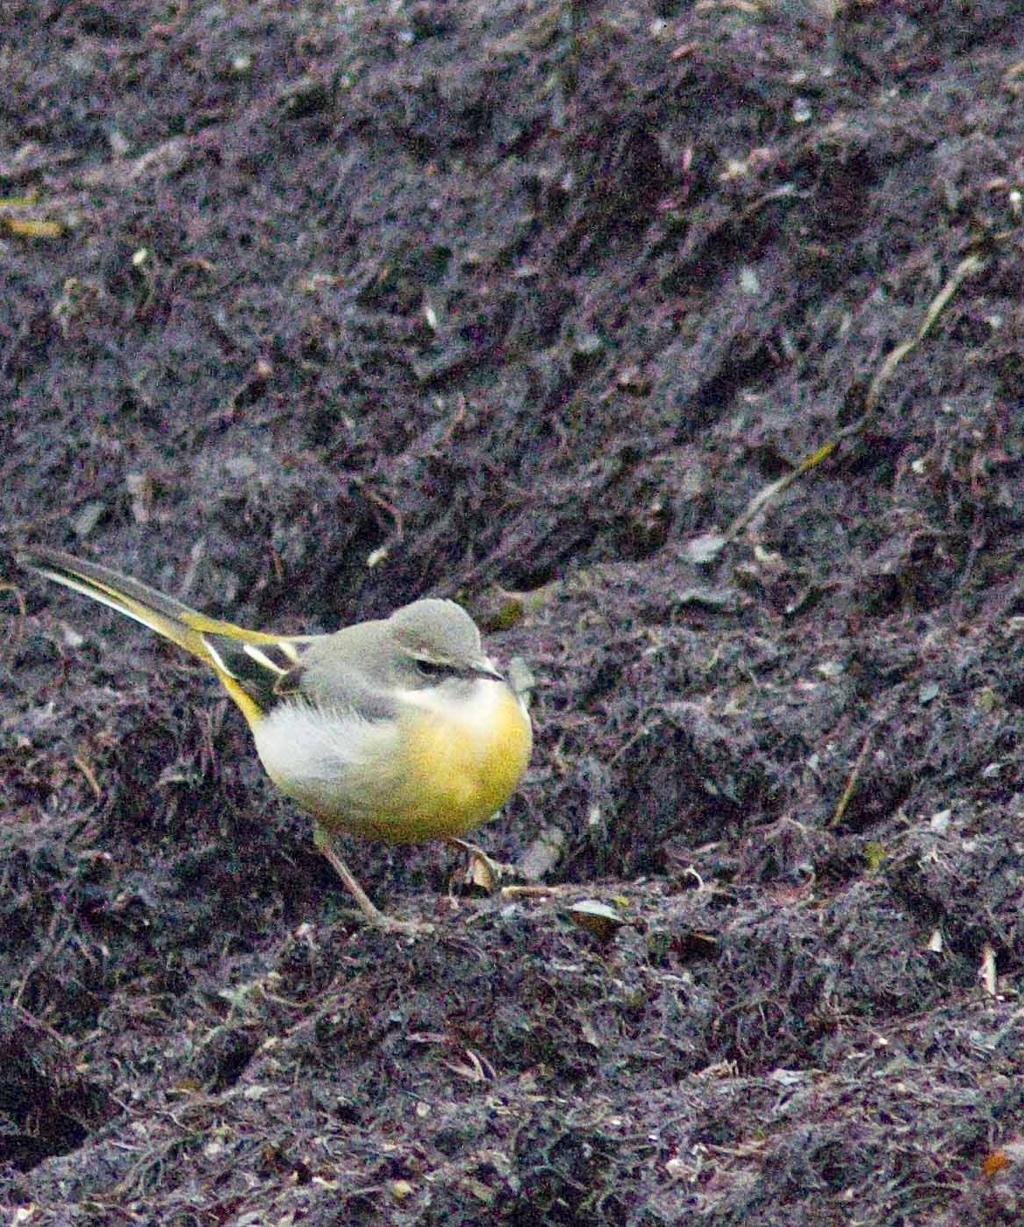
<box><xmin>2</xmin><ymin>1</ymin><xmax>1023</xmax><ymax>1223</ymax></box>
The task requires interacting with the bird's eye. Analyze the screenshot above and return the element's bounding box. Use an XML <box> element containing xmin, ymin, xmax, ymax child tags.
<box><xmin>415</xmin><ymin>659</ymin><xmax>448</xmax><ymax>677</ymax></box>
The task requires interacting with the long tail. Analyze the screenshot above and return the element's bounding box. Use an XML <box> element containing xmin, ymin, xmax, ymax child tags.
<box><xmin>17</xmin><ymin>548</ymin><xmax>302</xmax><ymax>723</ymax></box>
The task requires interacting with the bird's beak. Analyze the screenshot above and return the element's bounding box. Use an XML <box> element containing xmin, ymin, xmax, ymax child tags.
<box><xmin>473</xmin><ymin>656</ymin><xmax>505</xmax><ymax>682</ymax></box>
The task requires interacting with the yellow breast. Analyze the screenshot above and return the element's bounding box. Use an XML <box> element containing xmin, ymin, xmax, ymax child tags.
<box><xmin>251</xmin><ymin>680</ymin><xmax>532</xmax><ymax>845</ymax></box>
<box><xmin>390</xmin><ymin>682</ymin><xmax>532</xmax><ymax>843</ymax></box>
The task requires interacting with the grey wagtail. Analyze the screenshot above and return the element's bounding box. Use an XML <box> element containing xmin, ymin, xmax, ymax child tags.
<box><xmin>17</xmin><ymin>548</ymin><xmax>532</xmax><ymax>933</ymax></box>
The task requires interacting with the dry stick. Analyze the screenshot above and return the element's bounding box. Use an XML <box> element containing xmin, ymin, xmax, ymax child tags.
<box><xmin>980</xmin><ymin>942</ymin><xmax>998</xmax><ymax>998</ymax></box>
<box><xmin>74</xmin><ymin>754</ymin><xmax>103</xmax><ymax>800</ymax></box>
<box><xmin>500</xmin><ymin>883</ymin><xmax>588</xmax><ymax>899</ymax></box>
<box><xmin>720</xmin><ymin>250</ymin><xmax>991</xmax><ymax>545</ymax></box>
<box><xmin>829</xmin><ymin>722</ymin><xmax>877</xmax><ymax>828</ymax></box>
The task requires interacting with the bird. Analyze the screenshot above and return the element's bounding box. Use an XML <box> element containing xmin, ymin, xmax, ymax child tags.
<box><xmin>16</xmin><ymin>547</ymin><xmax>533</xmax><ymax>933</ymax></box>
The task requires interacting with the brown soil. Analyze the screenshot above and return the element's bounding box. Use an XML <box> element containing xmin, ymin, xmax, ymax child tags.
<box><xmin>3</xmin><ymin>1</ymin><xmax>1024</xmax><ymax>1223</ymax></box>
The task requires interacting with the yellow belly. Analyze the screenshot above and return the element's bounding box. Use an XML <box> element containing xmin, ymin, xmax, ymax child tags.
<box><xmin>257</xmin><ymin>683</ymin><xmax>533</xmax><ymax>845</ymax></box>
<box><xmin>371</xmin><ymin>687</ymin><xmax>532</xmax><ymax>843</ymax></box>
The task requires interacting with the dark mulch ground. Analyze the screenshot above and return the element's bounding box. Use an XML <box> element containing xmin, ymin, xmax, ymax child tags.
<box><xmin>2</xmin><ymin>1</ymin><xmax>1024</xmax><ymax>1222</ymax></box>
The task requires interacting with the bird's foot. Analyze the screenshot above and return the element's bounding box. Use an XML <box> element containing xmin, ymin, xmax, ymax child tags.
<box><xmin>316</xmin><ymin>826</ymin><xmax>434</xmax><ymax>936</ymax></box>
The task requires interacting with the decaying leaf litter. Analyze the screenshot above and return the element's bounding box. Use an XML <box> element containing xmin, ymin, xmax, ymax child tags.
<box><xmin>2</xmin><ymin>1</ymin><xmax>1024</xmax><ymax>1222</ymax></box>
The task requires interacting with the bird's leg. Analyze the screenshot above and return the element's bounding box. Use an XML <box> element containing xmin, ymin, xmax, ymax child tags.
<box><xmin>314</xmin><ymin>826</ymin><xmax>433</xmax><ymax>935</ymax></box>
<box><xmin>446</xmin><ymin>837</ymin><xmax>522</xmax><ymax>890</ymax></box>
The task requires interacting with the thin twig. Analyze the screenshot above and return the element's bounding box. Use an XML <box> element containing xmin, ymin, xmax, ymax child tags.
<box><xmin>720</xmin><ymin>249</ymin><xmax>992</xmax><ymax>546</ymax></box>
